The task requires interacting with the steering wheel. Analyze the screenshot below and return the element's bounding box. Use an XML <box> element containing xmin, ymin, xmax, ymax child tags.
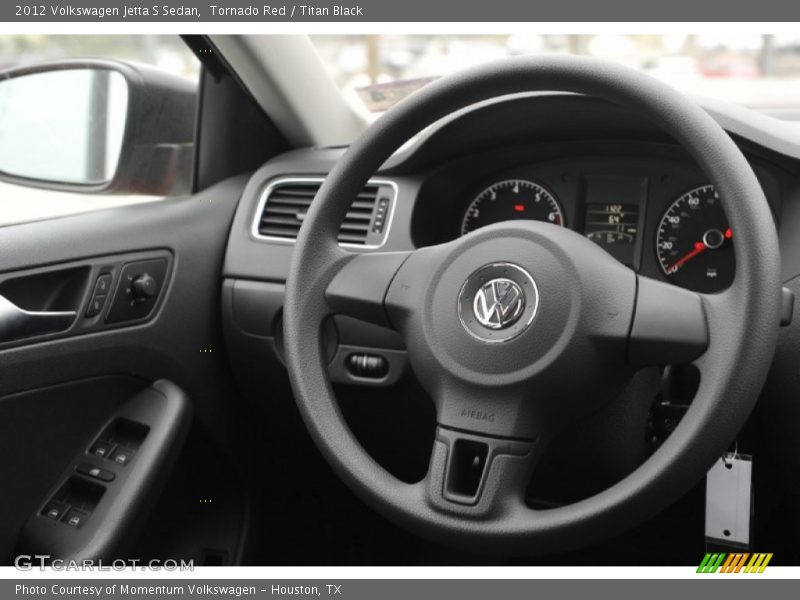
<box><xmin>283</xmin><ymin>56</ymin><xmax>781</xmax><ymax>554</ymax></box>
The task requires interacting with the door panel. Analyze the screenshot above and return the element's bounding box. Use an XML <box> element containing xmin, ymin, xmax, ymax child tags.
<box><xmin>0</xmin><ymin>376</ymin><xmax>143</xmax><ymax>561</ymax></box>
<box><xmin>15</xmin><ymin>379</ymin><xmax>191</xmax><ymax>561</ymax></box>
<box><xmin>0</xmin><ymin>175</ymin><xmax>249</xmax><ymax>561</ymax></box>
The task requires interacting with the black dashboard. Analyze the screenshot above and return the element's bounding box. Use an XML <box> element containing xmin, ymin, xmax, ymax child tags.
<box><xmin>221</xmin><ymin>93</ymin><xmax>800</xmax><ymax>394</ymax></box>
<box><xmin>212</xmin><ymin>90</ymin><xmax>800</xmax><ymax>551</ymax></box>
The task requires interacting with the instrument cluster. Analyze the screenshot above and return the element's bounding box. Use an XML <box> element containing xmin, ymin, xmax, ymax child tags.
<box><xmin>457</xmin><ymin>175</ymin><xmax>732</xmax><ymax>293</ymax></box>
<box><xmin>410</xmin><ymin>152</ymin><xmax>775</xmax><ymax>294</ymax></box>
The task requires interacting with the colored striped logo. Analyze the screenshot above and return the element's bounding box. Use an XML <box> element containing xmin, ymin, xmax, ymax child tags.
<box><xmin>697</xmin><ymin>553</ymin><xmax>773</xmax><ymax>573</ymax></box>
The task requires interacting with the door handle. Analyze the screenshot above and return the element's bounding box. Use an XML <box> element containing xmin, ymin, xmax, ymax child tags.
<box><xmin>0</xmin><ymin>294</ymin><xmax>77</xmax><ymax>342</ymax></box>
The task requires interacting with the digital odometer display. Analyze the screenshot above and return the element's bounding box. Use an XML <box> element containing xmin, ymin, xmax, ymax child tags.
<box><xmin>585</xmin><ymin>203</ymin><xmax>639</xmax><ymax>245</ymax></box>
<box><xmin>584</xmin><ymin>203</ymin><xmax>640</xmax><ymax>266</ymax></box>
<box><xmin>582</xmin><ymin>177</ymin><xmax>646</xmax><ymax>267</ymax></box>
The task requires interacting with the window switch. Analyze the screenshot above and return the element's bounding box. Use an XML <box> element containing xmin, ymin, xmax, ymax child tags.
<box><xmin>94</xmin><ymin>273</ymin><xmax>113</xmax><ymax>295</ymax></box>
<box><xmin>85</xmin><ymin>294</ymin><xmax>107</xmax><ymax>318</ymax></box>
<box><xmin>76</xmin><ymin>462</ymin><xmax>115</xmax><ymax>482</ymax></box>
<box><xmin>110</xmin><ymin>447</ymin><xmax>134</xmax><ymax>466</ymax></box>
<box><xmin>89</xmin><ymin>440</ymin><xmax>114</xmax><ymax>459</ymax></box>
<box><xmin>63</xmin><ymin>508</ymin><xmax>88</xmax><ymax>528</ymax></box>
<box><xmin>42</xmin><ymin>501</ymin><xmax>68</xmax><ymax>521</ymax></box>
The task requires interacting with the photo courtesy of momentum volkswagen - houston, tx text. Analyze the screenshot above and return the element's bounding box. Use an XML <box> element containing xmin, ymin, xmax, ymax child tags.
<box><xmin>1</xmin><ymin>1</ymin><xmax>800</xmax><ymax>596</ymax></box>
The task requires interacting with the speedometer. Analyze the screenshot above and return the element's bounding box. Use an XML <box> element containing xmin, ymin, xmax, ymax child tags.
<box><xmin>656</xmin><ymin>185</ymin><xmax>734</xmax><ymax>293</ymax></box>
<box><xmin>461</xmin><ymin>179</ymin><xmax>564</xmax><ymax>235</ymax></box>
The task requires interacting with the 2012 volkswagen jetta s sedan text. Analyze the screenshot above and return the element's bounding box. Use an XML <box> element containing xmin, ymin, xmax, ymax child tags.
<box><xmin>1</xmin><ymin>34</ymin><xmax>799</xmax><ymax>566</ymax></box>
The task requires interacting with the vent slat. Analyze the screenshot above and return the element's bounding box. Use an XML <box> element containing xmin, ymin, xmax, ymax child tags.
<box><xmin>261</xmin><ymin>216</ymin><xmax>304</xmax><ymax>227</ymax></box>
<box><xmin>339</xmin><ymin>222</ymin><xmax>371</xmax><ymax>233</ymax></box>
<box><xmin>270</xmin><ymin>187</ymin><xmax>320</xmax><ymax>197</ymax></box>
<box><xmin>337</xmin><ymin>232</ymin><xmax>369</xmax><ymax>243</ymax></box>
<box><xmin>259</xmin><ymin>226</ymin><xmax>301</xmax><ymax>238</ymax></box>
<box><xmin>263</xmin><ymin>206</ymin><xmax>305</xmax><ymax>216</ymax></box>
<box><xmin>264</xmin><ymin>196</ymin><xmax>314</xmax><ymax>207</ymax></box>
<box><xmin>350</xmin><ymin>200</ymin><xmax>377</xmax><ymax>210</ymax></box>
<box><xmin>257</xmin><ymin>180</ymin><xmax>388</xmax><ymax>245</ymax></box>
<box><xmin>344</xmin><ymin>211</ymin><xmax>373</xmax><ymax>222</ymax></box>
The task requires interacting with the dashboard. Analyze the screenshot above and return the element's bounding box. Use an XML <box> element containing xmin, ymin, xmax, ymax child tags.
<box><xmin>221</xmin><ymin>93</ymin><xmax>797</xmax><ymax>392</ymax></box>
<box><xmin>215</xmin><ymin>92</ymin><xmax>800</xmax><ymax>535</ymax></box>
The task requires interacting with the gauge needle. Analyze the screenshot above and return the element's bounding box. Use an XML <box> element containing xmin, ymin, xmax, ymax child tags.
<box><xmin>669</xmin><ymin>242</ymin><xmax>707</xmax><ymax>272</ymax></box>
<box><xmin>668</xmin><ymin>228</ymin><xmax>732</xmax><ymax>272</ymax></box>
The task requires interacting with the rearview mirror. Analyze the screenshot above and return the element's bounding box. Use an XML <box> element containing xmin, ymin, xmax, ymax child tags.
<box><xmin>0</xmin><ymin>68</ymin><xmax>128</xmax><ymax>186</ymax></box>
<box><xmin>0</xmin><ymin>60</ymin><xmax>196</xmax><ymax>195</ymax></box>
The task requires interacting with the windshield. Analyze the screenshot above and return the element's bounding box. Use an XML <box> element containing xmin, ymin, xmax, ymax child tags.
<box><xmin>311</xmin><ymin>34</ymin><xmax>800</xmax><ymax>114</ymax></box>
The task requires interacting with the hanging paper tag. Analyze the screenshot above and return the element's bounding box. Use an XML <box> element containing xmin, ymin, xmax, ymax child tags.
<box><xmin>705</xmin><ymin>453</ymin><xmax>752</xmax><ymax>547</ymax></box>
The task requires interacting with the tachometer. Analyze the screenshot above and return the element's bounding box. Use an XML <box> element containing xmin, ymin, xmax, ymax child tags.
<box><xmin>461</xmin><ymin>179</ymin><xmax>564</xmax><ymax>235</ymax></box>
<box><xmin>656</xmin><ymin>185</ymin><xmax>734</xmax><ymax>293</ymax></box>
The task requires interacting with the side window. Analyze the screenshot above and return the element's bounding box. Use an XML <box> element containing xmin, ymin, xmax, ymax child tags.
<box><xmin>0</xmin><ymin>35</ymin><xmax>200</xmax><ymax>227</ymax></box>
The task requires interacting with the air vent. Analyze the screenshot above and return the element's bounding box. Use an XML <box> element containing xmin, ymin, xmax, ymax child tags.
<box><xmin>253</xmin><ymin>178</ymin><xmax>396</xmax><ymax>247</ymax></box>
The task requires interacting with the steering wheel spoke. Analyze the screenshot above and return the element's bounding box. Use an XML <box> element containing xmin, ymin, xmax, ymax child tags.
<box><xmin>325</xmin><ymin>250</ymin><xmax>412</xmax><ymax>328</ymax></box>
<box><xmin>422</xmin><ymin>425</ymin><xmax>541</xmax><ymax>519</ymax></box>
<box><xmin>629</xmin><ymin>275</ymin><xmax>709</xmax><ymax>366</ymax></box>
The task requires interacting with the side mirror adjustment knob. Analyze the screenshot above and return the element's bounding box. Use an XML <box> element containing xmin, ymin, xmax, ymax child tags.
<box><xmin>131</xmin><ymin>273</ymin><xmax>157</xmax><ymax>299</ymax></box>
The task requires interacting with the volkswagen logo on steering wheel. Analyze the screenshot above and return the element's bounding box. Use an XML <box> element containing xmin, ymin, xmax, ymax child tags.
<box><xmin>473</xmin><ymin>278</ymin><xmax>525</xmax><ymax>329</ymax></box>
<box><xmin>458</xmin><ymin>263</ymin><xmax>539</xmax><ymax>343</ymax></box>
